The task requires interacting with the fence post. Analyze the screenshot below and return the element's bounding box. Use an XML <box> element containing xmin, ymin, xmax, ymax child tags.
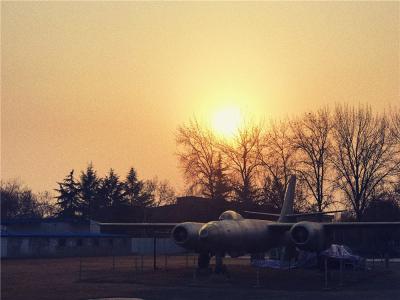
<box><xmin>78</xmin><ymin>256</ymin><xmax>82</xmax><ymax>281</ymax></box>
<box><xmin>153</xmin><ymin>236</ymin><xmax>157</xmax><ymax>271</ymax></box>
<box><xmin>141</xmin><ymin>255</ymin><xmax>144</xmax><ymax>272</ymax></box>
<box><xmin>339</xmin><ymin>258</ymin><xmax>344</xmax><ymax>287</ymax></box>
<box><xmin>254</xmin><ymin>267</ymin><xmax>261</xmax><ymax>288</ymax></box>
<box><xmin>324</xmin><ymin>257</ymin><xmax>329</xmax><ymax>289</ymax></box>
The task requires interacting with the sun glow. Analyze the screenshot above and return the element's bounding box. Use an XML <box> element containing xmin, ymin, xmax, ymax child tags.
<box><xmin>212</xmin><ymin>106</ymin><xmax>242</xmax><ymax>138</ymax></box>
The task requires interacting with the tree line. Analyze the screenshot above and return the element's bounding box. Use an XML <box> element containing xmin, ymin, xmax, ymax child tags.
<box><xmin>1</xmin><ymin>164</ymin><xmax>175</xmax><ymax>221</ymax></box>
<box><xmin>2</xmin><ymin>103</ymin><xmax>399</xmax><ymax>222</ymax></box>
<box><xmin>1</xmin><ymin>180</ymin><xmax>56</xmax><ymax>219</ymax></box>
<box><xmin>176</xmin><ymin>104</ymin><xmax>400</xmax><ymax>220</ymax></box>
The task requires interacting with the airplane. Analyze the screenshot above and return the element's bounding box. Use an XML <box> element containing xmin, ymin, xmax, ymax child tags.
<box><xmin>171</xmin><ymin>175</ymin><xmax>400</xmax><ymax>273</ymax></box>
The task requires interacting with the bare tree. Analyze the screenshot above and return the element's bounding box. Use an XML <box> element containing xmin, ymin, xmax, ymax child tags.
<box><xmin>259</xmin><ymin>119</ymin><xmax>297</xmax><ymax>209</ymax></box>
<box><xmin>36</xmin><ymin>191</ymin><xmax>59</xmax><ymax>217</ymax></box>
<box><xmin>1</xmin><ymin>179</ymin><xmax>57</xmax><ymax>219</ymax></box>
<box><xmin>146</xmin><ymin>177</ymin><xmax>176</xmax><ymax>206</ymax></box>
<box><xmin>331</xmin><ymin>104</ymin><xmax>400</xmax><ymax>220</ymax></box>
<box><xmin>176</xmin><ymin>118</ymin><xmax>227</xmax><ymax>199</ymax></box>
<box><xmin>220</xmin><ymin>122</ymin><xmax>262</xmax><ymax>206</ymax></box>
<box><xmin>390</xmin><ymin>107</ymin><xmax>400</xmax><ymax>144</ymax></box>
<box><xmin>291</xmin><ymin>107</ymin><xmax>333</xmax><ymax>212</ymax></box>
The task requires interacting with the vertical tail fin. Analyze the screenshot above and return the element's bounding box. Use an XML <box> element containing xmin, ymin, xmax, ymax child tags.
<box><xmin>278</xmin><ymin>175</ymin><xmax>296</xmax><ymax>223</ymax></box>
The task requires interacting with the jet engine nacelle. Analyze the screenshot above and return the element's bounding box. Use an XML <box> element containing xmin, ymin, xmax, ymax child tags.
<box><xmin>171</xmin><ymin>222</ymin><xmax>204</xmax><ymax>251</ymax></box>
<box><xmin>289</xmin><ymin>221</ymin><xmax>326</xmax><ymax>251</ymax></box>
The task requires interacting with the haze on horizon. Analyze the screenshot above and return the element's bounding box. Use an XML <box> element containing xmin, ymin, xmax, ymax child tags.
<box><xmin>1</xmin><ymin>1</ymin><xmax>399</xmax><ymax>194</ymax></box>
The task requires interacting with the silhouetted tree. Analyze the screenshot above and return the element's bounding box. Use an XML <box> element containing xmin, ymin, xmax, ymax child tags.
<box><xmin>390</xmin><ymin>107</ymin><xmax>400</xmax><ymax>144</ymax></box>
<box><xmin>220</xmin><ymin>123</ymin><xmax>262</xmax><ymax>207</ymax></box>
<box><xmin>55</xmin><ymin>170</ymin><xmax>81</xmax><ymax>219</ymax></box>
<box><xmin>79</xmin><ymin>163</ymin><xmax>100</xmax><ymax>219</ymax></box>
<box><xmin>213</xmin><ymin>153</ymin><xmax>232</xmax><ymax>201</ymax></box>
<box><xmin>124</xmin><ymin>168</ymin><xmax>145</xmax><ymax>206</ymax></box>
<box><xmin>36</xmin><ymin>191</ymin><xmax>58</xmax><ymax>217</ymax></box>
<box><xmin>291</xmin><ymin>107</ymin><xmax>333</xmax><ymax>212</ymax></box>
<box><xmin>259</xmin><ymin>119</ymin><xmax>296</xmax><ymax>209</ymax></box>
<box><xmin>176</xmin><ymin>118</ymin><xmax>225</xmax><ymax>199</ymax></box>
<box><xmin>363</xmin><ymin>196</ymin><xmax>400</xmax><ymax>222</ymax></box>
<box><xmin>147</xmin><ymin>177</ymin><xmax>177</xmax><ymax>206</ymax></box>
<box><xmin>256</xmin><ymin>175</ymin><xmax>285</xmax><ymax>210</ymax></box>
<box><xmin>98</xmin><ymin>169</ymin><xmax>125</xmax><ymax>208</ymax></box>
<box><xmin>1</xmin><ymin>180</ymin><xmax>56</xmax><ymax>219</ymax></box>
<box><xmin>331</xmin><ymin>104</ymin><xmax>400</xmax><ymax>220</ymax></box>
<box><xmin>157</xmin><ymin>180</ymin><xmax>176</xmax><ymax>205</ymax></box>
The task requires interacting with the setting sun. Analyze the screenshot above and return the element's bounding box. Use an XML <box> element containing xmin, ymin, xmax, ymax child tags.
<box><xmin>212</xmin><ymin>106</ymin><xmax>242</xmax><ymax>138</ymax></box>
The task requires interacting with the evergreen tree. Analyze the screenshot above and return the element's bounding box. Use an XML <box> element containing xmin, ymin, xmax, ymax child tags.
<box><xmin>55</xmin><ymin>170</ymin><xmax>81</xmax><ymax>218</ymax></box>
<box><xmin>79</xmin><ymin>163</ymin><xmax>100</xmax><ymax>219</ymax></box>
<box><xmin>140</xmin><ymin>180</ymin><xmax>156</xmax><ymax>208</ymax></box>
<box><xmin>99</xmin><ymin>169</ymin><xmax>125</xmax><ymax>208</ymax></box>
<box><xmin>256</xmin><ymin>175</ymin><xmax>285</xmax><ymax>210</ymax></box>
<box><xmin>212</xmin><ymin>153</ymin><xmax>231</xmax><ymax>201</ymax></box>
<box><xmin>123</xmin><ymin>168</ymin><xmax>155</xmax><ymax>221</ymax></box>
<box><xmin>124</xmin><ymin>168</ymin><xmax>141</xmax><ymax>206</ymax></box>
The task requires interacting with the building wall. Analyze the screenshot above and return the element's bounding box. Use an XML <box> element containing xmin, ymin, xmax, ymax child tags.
<box><xmin>3</xmin><ymin>221</ymin><xmax>90</xmax><ymax>234</ymax></box>
<box><xmin>2</xmin><ymin>236</ymin><xmax>131</xmax><ymax>258</ymax></box>
<box><xmin>1</xmin><ymin>236</ymin><xmax>186</xmax><ymax>258</ymax></box>
<box><xmin>131</xmin><ymin>237</ymin><xmax>186</xmax><ymax>255</ymax></box>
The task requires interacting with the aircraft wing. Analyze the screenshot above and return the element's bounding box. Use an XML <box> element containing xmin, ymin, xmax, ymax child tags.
<box><xmin>97</xmin><ymin>222</ymin><xmax>178</xmax><ymax>226</ymax></box>
<box><xmin>266</xmin><ymin>221</ymin><xmax>400</xmax><ymax>231</ymax></box>
<box><xmin>96</xmin><ymin>222</ymin><xmax>179</xmax><ymax>237</ymax></box>
<box><xmin>323</xmin><ymin>222</ymin><xmax>400</xmax><ymax>228</ymax></box>
<box><xmin>267</xmin><ymin>221</ymin><xmax>400</xmax><ymax>254</ymax></box>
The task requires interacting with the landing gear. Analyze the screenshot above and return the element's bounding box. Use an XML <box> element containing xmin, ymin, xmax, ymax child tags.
<box><xmin>197</xmin><ymin>252</ymin><xmax>227</xmax><ymax>274</ymax></box>
<box><xmin>214</xmin><ymin>253</ymin><xmax>227</xmax><ymax>274</ymax></box>
<box><xmin>198</xmin><ymin>252</ymin><xmax>211</xmax><ymax>269</ymax></box>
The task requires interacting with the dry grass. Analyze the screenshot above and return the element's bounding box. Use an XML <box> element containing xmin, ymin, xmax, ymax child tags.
<box><xmin>2</xmin><ymin>256</ymin><xmax>400</xmax><ymax>300</ymax></box>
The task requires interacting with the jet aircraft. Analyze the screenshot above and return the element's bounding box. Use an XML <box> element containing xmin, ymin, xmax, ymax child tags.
<box><xmin>171</xmin><ymin>176</ymin><xmax>400</xmax><ymax>272</ymax></box>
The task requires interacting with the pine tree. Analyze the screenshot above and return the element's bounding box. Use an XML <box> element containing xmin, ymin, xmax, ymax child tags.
<box><xmin>124</xmin><ymin>168</ymin><xmax>145</xmax><ymax>207</ymax></box>
<box><xmin>123</xmin><ymin>168</ymin><xmax>155</xmax><ymax>221</ymax></box>
<box><xmin>79</xmin><ymin>163</ymin><xmax>100</xmax><ymax>219</ymax></box>
<box><xmin>55</xmin><ymin>170</ymin><xmax>81</xmax><ymax>219</ymax></box>
<box><xmin>212</xmin><ymin>153</ymin><xmax>231</xmax><ymax>201</ymax></box>
<box><xmin>99</xmin><ymin>169</ymin><xmax>125</xmax><ymax>208</ymax></box>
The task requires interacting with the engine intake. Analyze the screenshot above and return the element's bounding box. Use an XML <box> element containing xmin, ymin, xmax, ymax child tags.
<box><xmin>171</xmin><ymin>222</ymin><xmax>204</xmax><ymax>250</ymax></box>
<box><xmin>290</xmin><ymin>221</ymin><xmax>326</xmax><ymax>251</ymax></box>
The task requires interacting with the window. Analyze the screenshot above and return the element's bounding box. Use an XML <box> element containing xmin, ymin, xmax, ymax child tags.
<box><xmin>108</xmin><ymin>239</ymin><xmax>113</xmax><ymax>246</ymax></box>
<box><xmin>77</xmin><ymin>239</ymin><xmax>83</xmax><ymax>247</ymax></box>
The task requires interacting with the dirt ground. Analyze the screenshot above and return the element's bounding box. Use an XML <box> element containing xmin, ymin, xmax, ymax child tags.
<box><xmin>2</xmin><ymin>255</ymin><xmax>400</xmax><ymax>300</ymax></box>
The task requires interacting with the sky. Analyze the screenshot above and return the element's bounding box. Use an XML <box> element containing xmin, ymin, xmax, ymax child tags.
<box><xmin>1</xmin><ymin>1</ymin><xmax>399</xmax><ymax>194</ymax></box>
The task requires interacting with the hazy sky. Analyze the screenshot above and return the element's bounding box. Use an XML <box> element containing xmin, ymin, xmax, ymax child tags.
<box><xmin>2</xmin><ymin>1</ymin><xmax>399</xmax><ymax>193</ymax></box>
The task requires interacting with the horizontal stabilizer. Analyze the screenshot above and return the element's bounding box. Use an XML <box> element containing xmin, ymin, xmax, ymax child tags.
<box><xmin>244</xmin><ymin>211</ymin><xmax>280</xmax><ymax>217</ymax></box>
<box><xmin>244</xmin><ymin>210</ymin><xmax>345</xmax><ymax>218</ymax></box>
<box><xmin>285</xmin><ymin>210</ymin><xmax>345</xmax><ymax>217</ymax></box>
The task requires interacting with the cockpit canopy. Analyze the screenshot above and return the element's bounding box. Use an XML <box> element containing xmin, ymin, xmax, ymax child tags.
<box><xmin>218</xmin><ymin>210</ymin><xmax>244</xmax><ymax>221</ymax></box>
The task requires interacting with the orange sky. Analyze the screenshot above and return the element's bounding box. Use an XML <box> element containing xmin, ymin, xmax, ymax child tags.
<box><xmin>1</xmin><ymin>1</ymin><xmax>399</xmax><ymax>194</ymax></box>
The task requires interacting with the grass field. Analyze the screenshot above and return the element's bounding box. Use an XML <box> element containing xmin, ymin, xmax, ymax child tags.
<box><xmin>2</xmin><ymin>255</ymin><xmax>400</xmax><ymax>300</ymax></box>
